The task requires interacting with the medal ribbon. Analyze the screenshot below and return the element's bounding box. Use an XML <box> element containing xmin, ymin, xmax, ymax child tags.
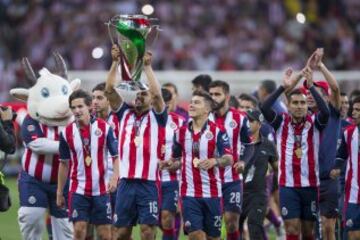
<box><xmin>76</xmin><ymin>121</ymin><xmax>92</xmax><ymax>160</ymax></box>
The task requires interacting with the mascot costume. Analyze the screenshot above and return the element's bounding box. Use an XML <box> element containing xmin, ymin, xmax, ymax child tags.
<box><xmin>10</xmin><ymin>53</ymin><xmax>80</xmax><ymax>239</ymax></box>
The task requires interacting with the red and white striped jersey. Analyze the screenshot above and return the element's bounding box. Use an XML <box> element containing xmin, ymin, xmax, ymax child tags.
<box><xmin>116</xmin><ymin>103</ymin><xmax>167</xmax><ymax>181</ymax></box>
<box><xmin>276</xmin><ymin>114</ymin><xmax>320</xmax><ymax>187</ymax></box>
<box><xmin>59</xmin><ymin>118</ymin><xmax>118</xmax><ymax>196</ymax></box>
<box><xmin>158</xmin><ymin>112</ymin><xmax>184</xmax><ymax>182</ymax></box>
<box><xmin>209</xmin><ymin>108</ymin><xmax>250</xmax><ymax>183</ymax></box>
<box><xmin>174</xmin><ymin>120</ymin><xmax>232</xmax><ymax>198</ymax></box>
<box><xmin>337</xmin><ymin>124</ymin><xmax>360</xmax><ymax>204</ymax></box>
<box><xmin>20</xmin><ymin>115</ymin><xmax>62</xmax><ymax>183</ymax></box>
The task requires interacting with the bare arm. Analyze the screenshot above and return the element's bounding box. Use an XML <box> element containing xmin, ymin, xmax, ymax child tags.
<box><xmin>143</xmin><ymin>52</ymin><xmax>165</xmax><ymax>113</ymax></box>
<box><xmin>56</xmin><ymin>161</ymin><xmax>68</xmax><ymax>208</ymax></box>
<box><xmin>319</xmin><ymin>62</ymin><xmax>341</xmax><ymax>109</ymax></box>
<box><xmin>105</xmin><ymin>44</ymin><xmax>123</xmax><ymax>111</ymax></box>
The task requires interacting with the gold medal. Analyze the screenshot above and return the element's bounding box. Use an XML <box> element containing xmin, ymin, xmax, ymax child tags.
<box><xmin>193</xmin><ymin>157</ymin><xmax>200</xmax><ymax>168</ymax></box>
<box><xmin>85</xmin><ymin>156</ymin><xmax>92</xmax><ymax>166</ymax></box>
<box><xmin>134</xmin><ymin>136</ymin><xmax>142</xmax><ymax>147</ymax></box>
<box><xmin>295</xmin><ymin>148</ymin><xmax>302</xmax><ymax>158</ymax></box>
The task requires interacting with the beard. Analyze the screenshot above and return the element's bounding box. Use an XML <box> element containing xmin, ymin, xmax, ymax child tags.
<box><xmin>213</xmin><ymin>99</ymin><xmax>226</xmax><ymax>111</ymax></box>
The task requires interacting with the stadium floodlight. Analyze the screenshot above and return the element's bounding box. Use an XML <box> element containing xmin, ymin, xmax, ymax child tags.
<box><xmin>296</xmin><ymin>13</ymin><xmax>306</xmax><ymax>24</ymax></box>
<box><xmin>141</xmin><ymin>4</ymin><xmax>154</xmax><ymax>15</ymax></box>
<box><xmin>92</xmin><ymin>47</ymin><xmax>104</xmax><ymax>59</ymax></box>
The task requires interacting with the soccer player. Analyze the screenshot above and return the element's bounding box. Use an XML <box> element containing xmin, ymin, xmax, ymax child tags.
<box><xmin>56</xmin><ymin>89</ymin><xmax>119</xmax><ymax>240</ymax></box>
<box><xmin>172</xmin><ymin>90</ymin><xmax>233</xmax><ymax>240</ymax></box>
<box><xmin>238</xmin><ymin>93</ymin><xmax>258</xmax><ymax>112</ymax></box>
<box><xmin>104</xmin><ymin>45</ymin><xmax>167</xmax><ymax>240</ymax></box>
<box><xmin>191</xmin><ymin>74</ymin><xmax>212</xmax><ymax>92</ymax></box>
<box><xmin>92</xmin><ymin>82</ymin><xmax>120</xmax><ymax>238</ymax></box>
<box><xmin>208</xmin><ymin>80</ymin><xmax>250</xmax><ymax>240</ymax></box>
<box><xmin>239</xmin><ymin>109</ymin><xmax>278</xmax><ymax>239</ymax></box>
<box><xmin>305</xmin><ymin>48</ymin><xmax>342</xmax><ymax>240</ymax></box>
<box><xmin>260</xmin><ymin>67</ymin><xmax>330</xmax><ymax>239</ymax></box>
<box><xmin>330</xmin><ymin>96</ymin><xmax>360</xmax><ymax>239</ymax></box>
<box><xmin>158</xmin><ymin>88</ymin><xmax>184</xmax><ymax>240</ymax></box>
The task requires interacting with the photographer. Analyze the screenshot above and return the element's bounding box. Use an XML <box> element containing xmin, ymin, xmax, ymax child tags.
<box><xmin>0</xmin><ymin>105</ymin><xmax>16</xmax><ymax>212</ymax></box>
<box><xmin>0</xmin><ymin>106</ymin><xmax>16</xmax><ymax>154</ymax></box>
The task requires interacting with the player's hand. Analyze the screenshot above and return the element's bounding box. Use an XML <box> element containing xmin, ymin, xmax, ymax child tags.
<box><xmin>302</xmin><ymin>67</ymin><xmax>313</xmax><ymax>88</ymax></box>
<box><xmin>233</xmin><ymin>161</ymin><xmax>245</xmax><ymax>173</ymax></box>
<box><xmin>307</xmin><ymin>48</ymin><xmax>324</xmax><ymax>70</ymax></box>
<box><xmin>143</xmin><ymin>51</ymin><xmax>152</xmax><ymax>66</ymax></box>
<box><xmin>159</xmin><ymin>160</ymin><xmax>171</xmax><ymax>170</ymax></box>
<box><xmin>111</xmin><ymin>44</ymin><xmax>120</xmax><ymax>62</ymax></box>
<box><xmin>108</xmin><ymin>174</ymin><xmax>119</xmax><ymax>193</ymax></box>
<box><xmin>198</xmin><ymin>158</ymin><xmax>217</xmax><ymax>170</ymax></box>
<box><xmin>330</xmin><ymin>169</ymin><xmax>341</xmax><ymax>179</ymax></box>
<box><xmin>56</xmin><ymin>192</ymin><xmax>65</xmax><ymax>208</ymax></box>
<box><xmin>282</xmin><ymin>67</ymin><xmax>293</xmax><ymax>90</ymax></box>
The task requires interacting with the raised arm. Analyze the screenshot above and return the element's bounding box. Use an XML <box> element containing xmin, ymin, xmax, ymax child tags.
<box><xmin>105</xmin><ymin>44</ymin><xmax>123</xmax><ymax>111</ymax></box>
<box><xmin>143</xmin><ymin>52</ymin><xmax>165</xmax><ymax>113</ymax></box>
<box><xmin>304</xmin><ymin>67</ymin><xmax>330</xmax><ymax>126</ymax></box>
<box><xmin>260</xmin><ymin>68</ymin><xmax>293</xmax><ymax>130</ymax></box>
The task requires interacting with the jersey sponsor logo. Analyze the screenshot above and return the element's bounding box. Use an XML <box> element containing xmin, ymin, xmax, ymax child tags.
<box><xmin>229</xmin><ymin>120</ymin><xmax>237</xmax><ymax>129</ymax></box>
<box><xmin>95</xmin><ymin>128</ymin><xmax>103</xmax><ymax>137</ymax></box>
<box><xmin>281</xmin><ymin>207</ymin><xmax>288</xmax><ymax>216</ymax></box>
<box><xmin>205</xmin><ymin>131</ymin><xmax>214</xmax><ymax>140</ymax></box>
<box><xmin>113</xmin><ymin>214</ymin><xmax>118</xmax><ymax>223</ymax></box>
<box><xmin>261</xmin><ymin>150</ymin><xmax>267</xmax><ymax>155</ymax></box>
<box><xmin>27</xmin><ymin>125</ymin><xmax>35</xmax><ymax>132</ymax></box>
<box><xmin>28</xmin><ymin>196</ymin><xmax>36</xmax><ymax>205</ymax></box>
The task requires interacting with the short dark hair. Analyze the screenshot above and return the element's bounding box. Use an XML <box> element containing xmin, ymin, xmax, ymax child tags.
<box><xmin>238</xmin><ymin>93</ymin><xmax>258</xmax><ymax>107</ymax></box>
<box><xmin>161</xmin><ymin>88</ymin><xmax>172</xmax><ymax>103</ymax></box>
<box><xmin>192</xmin><ymin>74</ymin><xmax>212</xmax><ymax>92</ymax></box>
<box><xmin>92</xmin><ymin>82</ymin><xmax>105</xmax><ymax>92</ymax></box>
<box><xmin>286</xmin><ymin>88</ymin><xmax>306</xmax><ymax>102</ymax></box>
<box><xmin>69</xmin><ymin>89</ymin><xmax>92</xmax><ymax>107</ymax></box>
<box><xmin>208</xmin><ymin>80</ymin><xmax>230</xmax><ymax>94</ymax></box>
<box><xmin>163</xmin><ymin>82</ymin><xmax>178</xmax><ymax>94</ymax></box>
<box><xmin>229</xmin><ymin>95</ymin><xmax>240</xmax><ymax>109</ymax></box>
<box><xmin>340</xmin><ymin>92</ymin><xmax>347</xmax><ymax>97</ymax></box>
<box><xmin>352</xmin><ymin>96</ymin><xmax>360</xmax><ymax>105</ymax></box>
<box><xmin>192</xmin><ymin>90</ymin><xmax>214</xmax><ymax>110</ymax></box>
<box><xmin>260</xmin><ymin>80</ymin><xmax>277</xmax><ymax>94</ymax></box>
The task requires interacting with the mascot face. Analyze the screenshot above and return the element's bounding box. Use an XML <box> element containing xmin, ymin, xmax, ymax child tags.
<box><xmin>10</xmin><ymin>53</ymin><xmax>81</xmax><ymax>127</ymax></box>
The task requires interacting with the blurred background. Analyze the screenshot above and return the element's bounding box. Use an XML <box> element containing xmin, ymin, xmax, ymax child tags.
<box><xmin>1</xmin><ymin>0</ymin><xmax>360</xmax><ymax>100</ymax></box>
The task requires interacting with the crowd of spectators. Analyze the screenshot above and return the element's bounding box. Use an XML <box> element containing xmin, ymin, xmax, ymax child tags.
<box><xmin>0</xmin><ymin>0</ymin><xmax>360</xmax><ymax>100</ymax></box>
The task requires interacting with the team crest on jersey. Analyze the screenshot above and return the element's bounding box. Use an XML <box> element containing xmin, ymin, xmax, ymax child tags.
<box><xmin>205</xmin><ymin>131</ymin><xmax>214</xmax><ymax>140</ymax></box>
<box><xmin>27</xmin><ymin>125</ymin><xmax>35</xmax><ymax>132</ymax></box>
<box><xmin>305</xmin><ymin>122</ymin><xmax>311</xmax><ymax>129</ymax></box>
<box><xmin>170</xmin><ymin>121</ymin><xmax>177</xmax><ymax>130</ymax></box>
<box><xmin>110</xmin><ymin>122</ymin><xmax>116</xmax><ymax>129</ymax></box>
<box><xmin>346</xmin><ymin>219</ymin><xmax>354</xmax><ymax>227</ymax></box>
<box><xmin>281</xmin><ymin>207</ymin><xmax>288</xmax><ymax>216</ymax></box>
<box><xmin>229</xmin><ymin>120</ymin><xmax>237</xmax><ymax>129</ymax></box>
<box><xmin>28</xmin><ymin>196</ymin><xmax>36</xmax><ymax>205</ymax></box>
<box><xmin>72</xmin><ymin>209</ymin><xmax>78</xmax><ymax>218</ymax></box>
<box><xmin>95</xmin><ymin>129</ymin><xmax>102</xmax><ymax>137</ymax></box>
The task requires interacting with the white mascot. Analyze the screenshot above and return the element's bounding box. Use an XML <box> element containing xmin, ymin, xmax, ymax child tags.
<box><xmin>10</xmin><ymin>53</ymin><xmax>80</xmax><ymax>240</ymax></box>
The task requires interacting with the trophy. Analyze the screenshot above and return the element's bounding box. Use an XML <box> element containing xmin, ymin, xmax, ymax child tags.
<box><xmin>106</xmin><ymin>15</ymin><xmax>159</xmax><ymax>104</ymax></box>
